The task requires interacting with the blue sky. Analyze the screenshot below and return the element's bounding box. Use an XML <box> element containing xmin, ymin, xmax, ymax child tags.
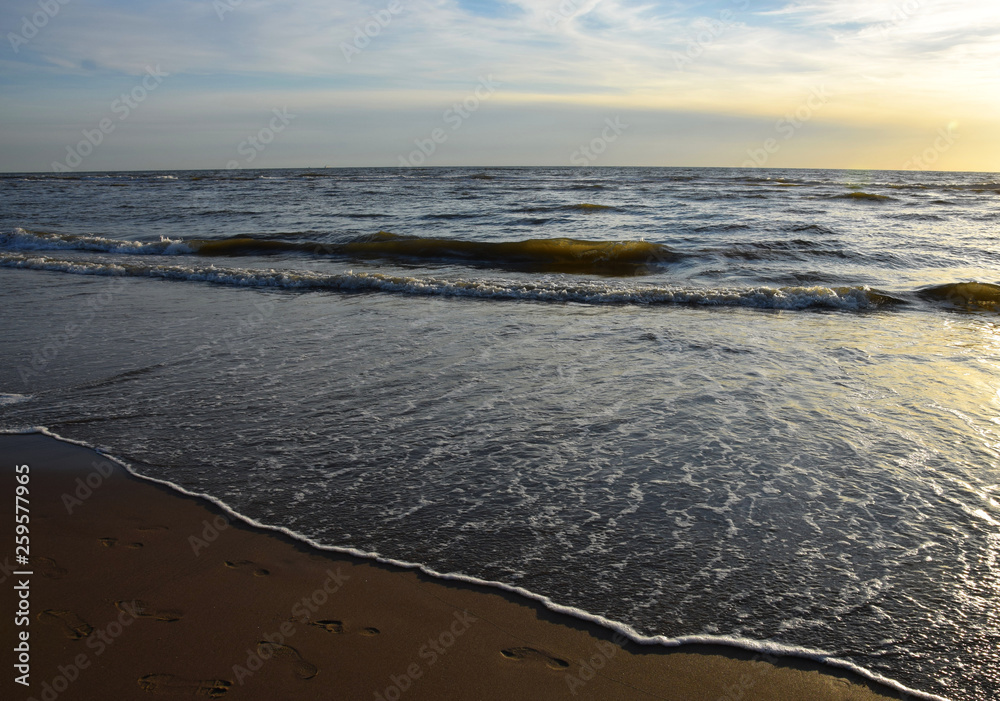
<box><xmin>1</xmin><ymin>0</ymin><xmax>997</xmax><ymax>171</ymax></box>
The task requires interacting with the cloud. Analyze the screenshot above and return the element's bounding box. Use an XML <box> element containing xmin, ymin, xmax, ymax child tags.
<box><xmin>1</xmin><ymin>0</ymin><xmax>997</xmax><ymax>170</ymax></box>
<box><xmin>5</xmin><ymin>1</ymin><xmax>997</xmax><ymax>100</ymax></box>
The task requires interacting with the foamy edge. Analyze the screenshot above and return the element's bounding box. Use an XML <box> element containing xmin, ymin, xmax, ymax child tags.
<box><xmin>3</xmin><ymin>426</ymin><xmax>951</xmax><ymax>701</ymax></box>
<box><xmin>0</xmin><ymin>251</ymin><xmax>896</xmax><ymax>311</ymax></box>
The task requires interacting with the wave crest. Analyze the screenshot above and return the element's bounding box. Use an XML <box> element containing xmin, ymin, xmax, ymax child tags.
<box><xmin>918</xmin><ymin>281</ymin><xmax>1000</xmax><ymax>309</ymax></box>
<box><xmin>335</xmin><ymin>232</ymin><xmax>674</xmax><ymax>273</ymax></box>
<box><xmin>831</xmin><ymin>192</ymin><xmax>895</xmax><ymax>202</ymax></box>
<box><xmin>2</xmin><ymin>229</ymin><xmax>677</xmax><ymax>276</ymax></box>
<box><xmin>1</xmin><ymin>252</ymin><xmax>902</xmax><ymax>311</ymax></box>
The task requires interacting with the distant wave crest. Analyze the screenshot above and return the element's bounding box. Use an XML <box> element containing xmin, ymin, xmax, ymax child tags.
<box><xmin>830</xmin><ymin>192</ymin><xmax>895</xmax><ymax>202</ymax></box>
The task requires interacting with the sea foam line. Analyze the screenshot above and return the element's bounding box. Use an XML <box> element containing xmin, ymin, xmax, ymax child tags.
<box><xmin>0</xmin><ymin>252</ymin><xmax>898</xmax><ymax>311</ymax></box>
<box><xmin>1</xmin><ymin>425</ymin><xmax>951</xmax><ymax>701</ymax></box>
<box><xmin>1</xmin><ymin>228</ymin><xmax>192</xmax><ymax>255</ymax></box>
<box><xmin>0</xmin><ymin>393</ymin><xmax>32</xmax><ymax>407</ymax></box>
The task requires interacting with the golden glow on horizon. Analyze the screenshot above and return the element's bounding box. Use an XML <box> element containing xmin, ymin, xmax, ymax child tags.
<box><xmin>3</xmin><ymin>0</ymin><xmax>999</xmax><ymax>171</ymax></box>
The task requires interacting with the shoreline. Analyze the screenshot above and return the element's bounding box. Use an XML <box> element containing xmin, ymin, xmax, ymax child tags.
<box><xmin>2</xmin><ymin>430</ymin><xmax>931</xmax><ymax>700</ymax></box>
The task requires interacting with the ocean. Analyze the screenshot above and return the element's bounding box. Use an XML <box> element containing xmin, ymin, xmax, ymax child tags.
<box><xmin>2</xmin><ymin>167</ymin><xmax>998</xmax><ymax>700</ymax></box>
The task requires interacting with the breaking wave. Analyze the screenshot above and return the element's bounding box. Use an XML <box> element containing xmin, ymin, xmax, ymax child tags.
<box><xmin>0</xmin><ymin>229</ymin><xmax>676</xmax><ymax>276</ymax></box>
<box><xmin>1</xmin><ymin>252</ymin><xmax>904</xmax><ymax>311</ymax></box>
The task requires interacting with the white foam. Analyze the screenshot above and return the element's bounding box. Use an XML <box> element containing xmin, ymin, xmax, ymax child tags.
<box><xmin>0</xmin><ymin>393</ymin><xmax>31</xmax><ymax>407</ymax></box>
<box><xmin>0</xmin><ymin>252</ymin><xmax>893</xmax><ymax>312</ymax></box>
<box><xmin>1</xmin><ymin>425</ymin><xmax>952</xmax><ymax>701</ymax></box>
<box><xmin>1</xmin><ymin>229</ymin><xmax>192</xmax><ymax>255</ymax></box>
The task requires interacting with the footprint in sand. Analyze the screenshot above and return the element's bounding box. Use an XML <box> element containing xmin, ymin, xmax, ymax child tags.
<box><xmin>138</xmin><ymin>674</ymin><xmax>231</xmax><ymax>697</ymax></box>
<box><xmin>500</xmin><ymin>647</ymin><xmax>570</xmax><ymax>670</ymax></box>
<box><xmin>257</xmin><ymin>641</ymin><xmax>318</xmax><ymax>680</ymax></box>
<box><xmin>38</xmin><ymin>609</ymin><xmax>93</xmax><ymax>639</ymax></box>
<box><xmin>99</xmin><ymin>537</ymin><xmax>144</xmax><ymax>549</ymax></box>
<box><xmin>116</xmin><ymin>599</ymin><xmax>182</xmax><ymax>622</ymax></box>
<box><xmin>306</xmin><ymin>619</ymin><xmax>380</xmax><ymax>636</ymax></box>
<box><xmin>224</xmin><ymin>560</ymin><xmax>269</xmax><ymax>577</ymax></box>
<box><xmin>308</xmin><ymin>619</ymin><xmax>345</xmax><ymax>634</ymax></box>
<box><xmin>30</xmin><ymin>556</ymin><xmax>67</xmax><ymax>579</ymax></box>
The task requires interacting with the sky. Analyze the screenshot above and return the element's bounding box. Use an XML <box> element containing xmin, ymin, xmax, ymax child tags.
<box><xmin>1</xmin><ymin>0</ymin><xmax>998</xmax><ymax>172</ymax></box>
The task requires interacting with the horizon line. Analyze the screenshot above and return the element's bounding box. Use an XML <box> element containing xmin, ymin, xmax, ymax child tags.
<box><xmin>2</xmin><ymin>165</ymin><xmax>997</xmax><ymax>175</ymax></box>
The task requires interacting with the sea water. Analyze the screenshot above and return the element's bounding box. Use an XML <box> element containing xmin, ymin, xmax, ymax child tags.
<box><xmin>2</xmin><ymin>167</ymin><xmax>999</xmax><ymax>700</ymax></box>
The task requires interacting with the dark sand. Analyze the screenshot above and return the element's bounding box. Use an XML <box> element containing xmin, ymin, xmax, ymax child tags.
<box><xmin>1</xmin><ymin>433</ymin><xmax>916</xmax><ymax>700</ymax></box>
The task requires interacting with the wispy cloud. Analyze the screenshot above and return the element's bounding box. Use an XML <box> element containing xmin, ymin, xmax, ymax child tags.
<box><xmin>1</xmin><ymin>0</ymin><xmax>997</xmax><ymax>170</ymax></box>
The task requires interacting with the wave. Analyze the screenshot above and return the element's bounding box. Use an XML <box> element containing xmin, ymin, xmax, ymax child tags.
<box><xmin>787</xmin><ymin>224</ymin><xmax>838</xmax><ymax>236</ymax></box>
<box><xmin>0</xmin><ymin>229</ymin><xmax>193</xmax><ymax>255</ymax></box>
<box><xmin>0</xmin><ymin>252</ymin><xmax>904</xmax><ymax>311</ymax></box>
<box><xmin>332</xmin><ymin>231</ymin><xmax>670</xmax><ymax>273</ymax></box>
<box><xmin>705</xmin><ymin>239</ymin><xmax>850</xmax><ymax>261</ymax></box>
<box><xmin>518</xmin><ymin>203</ymin><xmax>617</xmax><ymax>213</ymax></box>
<box><xmin>691</xmin><ymin>223</ymin><xmax>752</xmax><ymax>232</ymax></box>
<box><xmin>1</xmin><ymin>427</ymin><xmax>948</xmax><ymax>701</ymax></box>
<box><xmin>888</xmin><ymin>212</ymin><xmax>946</xmax><ymax>222</ymax></box>
<box><xmin>830</xmin><ymin>192</ymin><xmax>895</xmax><ymax>202</ymax></box>
<box><xmin>420</xmin><ymin>212</ymin><xmax>482</xmax><ymax>220</ymax></box>
<box><xmin>918</xmin><ymin>281</ymin><xmax>1000</xmax><ymax>309</ymax></box>
<box><xmin>2</xmin><ymin>229</ymin><xmax>674</xmax><ymax>275</ymax></box>
<box><xmin>0</xmin><ymin>173</ymin><xmax>179</xmax><ymax>182</ymax></box>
